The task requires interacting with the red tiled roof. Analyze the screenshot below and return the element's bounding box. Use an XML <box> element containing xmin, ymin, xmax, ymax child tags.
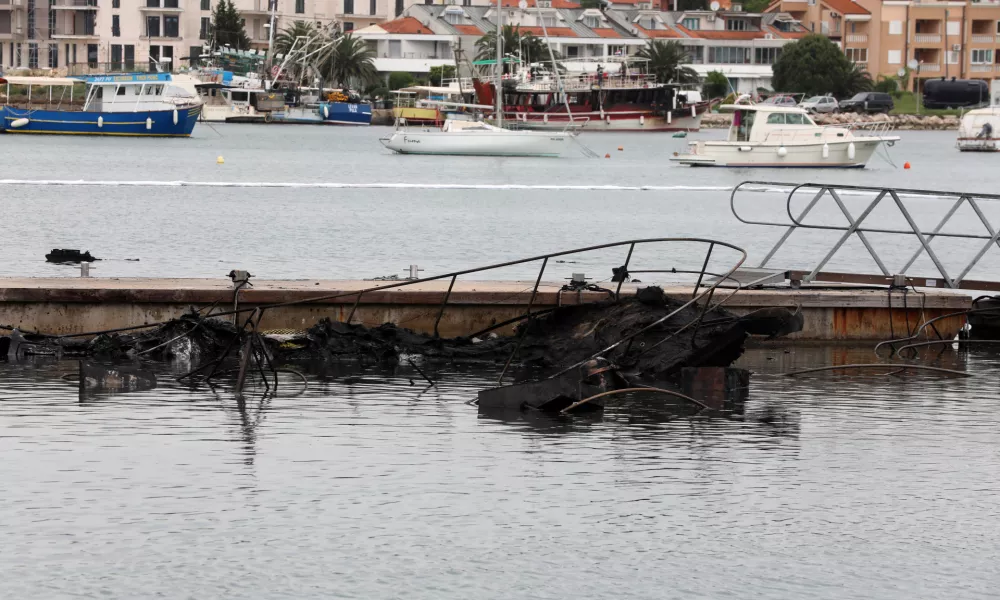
<box><xmin>591</xmin><ymin>28</ymin><xmax>623</xmax><ymax>38</ymax></box>
<box><xmin>381</xmin><ymin>17</ymin><xmax>433</xmax><ymax>34</ymax></box>
<box><xmin>453</xmin><ymin>24</ymin><xmax>483</xmax><ymax>35</ymax></box>
<box><xmin>688</xmin><ymin>30</ymin><xmax>772</xmax><ymax>39</ymax></box>
<box><xmin>514</xmin><ymin>26</ymin><xmax>578</xmax><ymax>37</ymax></box>
<box><xmin>822</xmin><ymin>0</ymin><xmax>869</xmax><ymax>15</ymax></box>
<box><xmin>763</xmin><ymin>24</ymin><xmax>807</xmax><ymax>38</ymax></box>
<box><xmin>499</xmin><ymin>0</ymin><xmax>580</xmax><ymax>8</ymax></box>
<box><xmin>637</xmin><ymin>25</ymin><xmax>682</xmax><ymax>38</ymax></box>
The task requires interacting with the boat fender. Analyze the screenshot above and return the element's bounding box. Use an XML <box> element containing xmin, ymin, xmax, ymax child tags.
<box><xmin>778</xmin><ymin>146</ymin><xmax>788</xmax><ymax>158</ymax></box>
<box><xmin>848</xmin><ymin>142</ymin><xmax>856</xmax><ymax>160</ymax></box>
<box><xmin>668</xmin><ymin>111</ymin><xmax>672</xmax><ymax>124</ymax></box>
<box><xmin>606</xmin><ymin>115</ymin><xmax>611</xmax><ymax>125</ymax></box>
<box><xmin>10</xmin><ymin>117</ymin><xmax>29</xmax><ymax>128</ymax></box>
<box><xmin>739</xmin><ymin>146</ymin><xmax>752</xmax><ymax>152</ymax></box>
<box><xmin>322</xmin><ymin>104</ymin><xmax>329</xmax><ymax>119</ymax></box>
<box><xmin>822</xmin><ymin>143</ymin><xmax>830</xmax><ymax>159</ymax></box>
<box><xmin>691</xmin><ymin>104</ymin><xmax>696</xmax><ymax>118</ymax></box>
<box><xmin>97</xmin><ymin>116</ymin><xmax>103</xmax><ymax>128</ymax></box>
<box><xmin>639</xmin><ymin>115</ymin><xmax>644</xmax><ymax>126</ymax></box>
<box><xmin>146</xmin><ymin>117</ymin><xmax>153</xmax><ymax>130</ymax></box>
<box><xmin>172</xmin><ymin>109</ymin><xmax>178</xmax><ymax>125</ymax></box>
<box><xmin>543</xmin><ymin>114</ymin><xmax>548</xmax><ymax>124</ymax></box>
<box><xmin>600</xmin><ymin>110</ymin><xmax>605</xmax><ymax>120</ymax></box>
<box><xmin>265</xmin><ymin>112</ymin><xmax>273</xmax><ymax>123</ymax></box>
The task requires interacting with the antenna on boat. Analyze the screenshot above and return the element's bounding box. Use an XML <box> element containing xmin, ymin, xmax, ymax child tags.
<box><xmin>495</xmin><ymin>0</ymin><xmax>503</xmax><ymax>128</ymax></box>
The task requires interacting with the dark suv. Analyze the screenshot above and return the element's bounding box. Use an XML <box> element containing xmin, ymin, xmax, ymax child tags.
<box><xmin>839</xmin><ymin>92</ymin><xmax>894</xmax><ymax>114</ymax></box>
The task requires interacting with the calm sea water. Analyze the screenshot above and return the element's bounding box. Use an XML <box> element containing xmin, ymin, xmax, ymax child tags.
<box><xmin>3</xmin><ymin>126</ymin><xmax>1000</xmax><ymax>282</ymax></box>
<box><xmin>3</xmin><ymin>127</ymin><xmax>1000</xmax><ymax>598</ymax></box>
<box><xmin>1</xmin><ymin>347</ymin><xmax>998</xmax><ymax>599</ymax></box>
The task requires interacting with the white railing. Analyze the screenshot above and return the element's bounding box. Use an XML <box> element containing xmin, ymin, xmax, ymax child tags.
<box><xmin>846</xmin><ymin>34</ymin><xmax>867</xmax><ymax>43</ymax></box>
<box><xmin>915</xmin><ymin>34</ymin><xmax>942</xmax><ymax>43</ymax></box>
<box><xmin>971</xmin><ymin>34</ymin><xmax>996</xmax><ymax>43</ymax></box>
<box><xmin>919</xmin><ymin>62</ymin><xmax>940</xmax><ymax>71</ymax></box>
<box><xmin>761</xmin><ymin>121</ymin><xmax>895</xmax><ymax>145</ymax></box>
<box><xmin>852</xmin><ymin>61</ymin><xmax>868</xmax><ymax>70</ymax></box>
<box><xmin>971</xmin><ymin>64</ymin><xmax>994</xmax><ymax>72</ymax></box>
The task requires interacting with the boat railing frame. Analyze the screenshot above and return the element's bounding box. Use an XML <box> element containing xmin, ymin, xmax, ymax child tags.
<box><xmin>731</xmin><ymin>180</ymin><xmax>1000</xmax><ymax>289</ymax></box>
<box><xmin>759</xmin><ymin>120</ymin><xmax>896</xmax><ymax>145</ymax></box>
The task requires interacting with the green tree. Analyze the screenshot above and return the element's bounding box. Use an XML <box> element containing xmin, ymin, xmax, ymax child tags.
<box><xmin>388</xmin><ymin>71</ymin><xmax>415</xmax><ymax>90</ymax></box>
<box><xmin>210</xmin><ymin>0</ymin><xmax>250</xmax><ymax>51</ymax></box>
<box><xmin>703</xmin><ymin>70</ymin><xmax>729</xmax><ymax>99</ymax></box>
<box><xmin>636</xmin><ymin>40</ymin><xmax>699</xmax><ymax>85</ymax></box>
<box><xmin>740</xmin><ymin>0</ymin><xmax>771</xmax><ymax>12</ymax></box>
<box><xmin>319</xmin><ymin>34</ymin><xmax>379</xmax><ymax>89</ymax></box>
<box><xmin>579</xmin><ymin>0</ymin><xmax>602</xmax><ymax>7</ymax></box>
<box><xmin>428</xmin><ymin>65</ymin><xmax>456</xmax><ymax>87</ymax></box>
<box><xmin>676</xmin><ymin>0</ymin><xmax>707</xmax><ymax>10</ymax></box>
<box><xmin>475</xmin><ymin>25</ymin><xmax>558</xmax><ymax>66</ymax></box>
<box><xmin>771</xmin><ymin>34</ymin><xmax>874</xmax><ymax>97</ymax></box>
<box><xmin>273</xmin><ymin>21</ymin><xmax>316</xmax><ymax>58</ymax></box>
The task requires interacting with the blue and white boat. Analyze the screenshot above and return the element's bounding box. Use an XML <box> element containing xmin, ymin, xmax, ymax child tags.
<box><xmin>316</xmin><ymin>100</ymin><xmax>372</xmax><ymax>125</ymax></box>
<box><xmin>0</xmin><ymin>72</ymin><xmax>201</xmax><ymax>137</ymax></box>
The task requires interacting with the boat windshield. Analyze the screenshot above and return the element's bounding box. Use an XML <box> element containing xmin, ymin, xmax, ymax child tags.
<box><xmin>764</xmin><ymin>112</ymin><xmax>815</xmax><ymax>125</ymax></box>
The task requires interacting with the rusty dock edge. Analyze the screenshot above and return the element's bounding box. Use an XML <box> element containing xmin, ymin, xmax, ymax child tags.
<box><xmin>0</xmin><ymin>278</ymin><xmax>972</xmax><ymax>342</ymax></box>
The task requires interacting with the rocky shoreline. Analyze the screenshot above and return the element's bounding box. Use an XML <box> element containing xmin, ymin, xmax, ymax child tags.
<box><xmin>701</xmin><ymin>112</ymin><xmax>961</xmax><ymax>131</ymax></box>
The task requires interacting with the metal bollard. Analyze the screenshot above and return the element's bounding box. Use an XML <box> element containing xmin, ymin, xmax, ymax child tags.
<box><xmin>407</xmin><ymin>264</ymin><xmax>424</xmax><ymax>280</ymax></box>
<box><xmin>80</xmin><ymin>262</ymin><xmax>93</xmax><ymax>278</ymax></box>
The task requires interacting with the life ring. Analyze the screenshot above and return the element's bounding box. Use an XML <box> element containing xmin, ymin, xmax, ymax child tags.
<box><xmin>264</xmin><ymin>112</ymin><xmax>273</xmax><ymax>123</ymax></box>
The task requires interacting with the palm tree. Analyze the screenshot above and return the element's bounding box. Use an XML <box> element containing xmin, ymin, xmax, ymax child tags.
<box><xmin>475</xmin><ymin>25</ymin><xmax>559</xmax><ymax>68</ymax></box>
<box><xmin>841</xmin><ymin>64</ymin><xmax>874</xmax><ymax>96</ymax></box>
<box><xmin>636</xmin><ymin>40</ymin><xmax>699</xmax><ymax>85</ymax></box>
<box><xmin>319</xmin><ymin>34</ymin><xmax>378</xmax><ymax>90</ymax></box>
<box><xmin>273</xmin><ymin>21</ymin><xmax>317</xmax><ymax>59</ymax></box>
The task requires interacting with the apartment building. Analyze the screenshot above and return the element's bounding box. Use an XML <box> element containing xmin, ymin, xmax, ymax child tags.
<box><xmin>355</xmin><ymin>0</ymin><xmax>807</xmax><ymax>91</ymax></box>
<box><xmin>766</xmin><ymin>0</ymin><xmax>1000</xmax><ymax>90</ymax></box>
<box><xmin>0</xmin><ymin>0</ymin><xmax>404</xmax><ymax>71</ymax></box>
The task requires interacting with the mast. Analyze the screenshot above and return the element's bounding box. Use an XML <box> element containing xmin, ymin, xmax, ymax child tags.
<box><xmin>266</xmin><ymin>0</ymin><xmax>278</xmax><ymax>89</ymax></box>
<box><xmin>495</xmin><ymin>0</ymin><xmax>503</xmax><ymax>127</ymax></box>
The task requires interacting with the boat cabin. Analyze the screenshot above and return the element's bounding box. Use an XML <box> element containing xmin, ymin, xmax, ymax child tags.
<box><xmin>722</xmin><ymin>104</ymin><xmax>825</xmax><ymax>143</ymax></box>
<box><xmin>81</xmin><ymin>73</ymin><xmax>199</xmax><ymax>113</ymax></box>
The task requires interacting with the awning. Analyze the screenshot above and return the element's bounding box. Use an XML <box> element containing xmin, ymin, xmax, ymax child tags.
<box><xmin>0</xmin><ymin>76</ymin><xmax>83</xmax><ymax>86</ymax></box>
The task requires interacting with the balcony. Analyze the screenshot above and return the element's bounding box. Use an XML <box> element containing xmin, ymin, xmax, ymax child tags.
<box><xmin>0</xmin><ymin>0</ymin><xmax>23</xmax><ymax>10</ymax></box>
<box><xmin>241</xmin><ymin>0</ymin><xmax>273</xmax><ymax>15</ymax></box>
<box><xmin>845</xmin><ymin>34</ymin><xmax>867</xmax><ymax>43</ymax></box>
<box><xmin>914</xmin><ymin>34</ymin><xmax>942</xmax><ymax>43</ymax></box>
<box><xmin>918</xmin><ymin>62</ymin><xmax>940</xmax><ymax>72</ymax></box>
<box><xmin>52</xmin><ymin>0</ymin><xmax>98</xmax><ymax>9</ymax></box>
<box><xmin>971</xmin><ymin>34</ymin><xmax>999</xmax><ymax>43</ymax></box>
<box><xmin>52</xmin><ymin>30</ymin><xmax>99</xmax><ymax>38</ymax></box>
<box><xmin>971</xmin><ymin>64</ymin><xmax>995</xmax><ymax>72</ymax></box>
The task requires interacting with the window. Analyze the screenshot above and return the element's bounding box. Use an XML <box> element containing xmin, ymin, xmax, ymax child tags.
<box><xmin>889</xmin><ymin>20</ymin><xmax>902</xmax><ymax>35</ymax></box>
<box><xmin>162</xmin><ymin>45</ymin><xmax>173</xmax><ymax>68</ymax></box>
<box><xmin>189</xmin><ymin>45</ymin><xmax>202</xmax><ymax>66</ymax></box>
<box><xmin>445</xmin><ymin>12</ymin><xmax>462</xmax><ymax>24</ymax></box>
<box><xmin>165</xmin><ymin>0</ymin><xmax>179</xmax><ymax>6</ymax></box>
<box><xmin>709</xmin><ymin>46</ymin><xmax>750</xmax><ymax>64</ymax></box>
<box><xmin>682</xmin><ymin>17</ymin><xmax>699</xmax><ymax>30</ymax></box>
<box><xmin>972</xmin><ymin>48</ymin><xmax>993</xmax><ymax>64</ymax></box>
<box><xmin>164</xmin><ymin>15</ymin><xmax>179</xmax><ymax>37</ymax></box>
<box><xmin>200</xmin><ymin>17</ymin><xmax>211</xmax><ymax>39</ymax></box>
<box><xmin>113</xmin><ymin>0</ymin><xmax>120</xmax><ymax>6</ymax></box>
<box><xmin>124</xmin><ymin>44</ymin><xmax>135</xmax><ymax>69</ymax></box>
<box><xmin>147</xmin><ymin>16</ymin><xmax>161</xmax><ymax>37</ymax></box>
<box><xmin>395</xmin><ymin>0</ymin><xmax>403</xmax><ymax>16</ymax></box>
<box><xmin>149</xmin><ymin>44</ymin><xmax>159</xmax><ymax>69</ymax></box>
<box><xmin>726</xmin><ymin>19</ymin><xmax>747</xmax><ymax>31</ymax></box>
<box><xmin>111</xmin><ymin>44</ymin><xmax>122</xmax><ymax>69</ymax></box>
<box><xmin>567</xmin><ymin>46</ymin><xmax>579</xmax><ymax>57</ymax></box>
<box><xmin>87</xmin><ymin>43</ymin><xmax>97</xmax><ymax>68</ymax></box>
<box><xmin>344</xmin><ymin>0</ymin><xmax>353</xmax><ymax>14</ymax></box>
<box><xmin>775</xmin><ymin>20</ymin><xmax>791</xmax><ymax>32</ymax></box>
<box><xmin>463</xmin><ymin>0</ymin><xmax>470</xmax><ymax>5</ymax></box>
<box><xmin>116</xmin><ymin>85</ymin><xmax>126</xmax><ymax>95</ymax></box>
<box><xmin>370</xmin><ymin>0</ymin><xmax>376</xmax><ymax>13</ymax></box>
<box><xmin>28</xmin><ymin>42</ymin><xmax>38</xmax><ymax>69</ymax></box>
<box><xmin>766</xmin><ymin>113</ymin><xmax>785</xmax><ymax>124</ymax></box>
<box><xmin>112</xmin><ymin>15</ymin><xmax>120</xmax><ymax>37</ymax></box>
<box><xmin>683</xmin><ymin>45</ymin><xmax>703</xmax><ymax>62</ymax></box>
<box><xmin>147</xmin><ymin>0</ymin><xmax>160</xmax><ymax>7</ymax></box>
<box><xmin>947</xmin><ymin>21</ymin><xmax>960</xmax><ymax>35</ymax></box>
<box><xmin>540</xmin><ymin>15</ymin><xmax>557</xmax><ymax>27</ymax></box>
<box><xmin>343</xmin><ymin>21</ymin><xmax>354</xmax><ymax>31</ymax></box>
<box><xmin>584</xmin><ymin>16</ymin><xmax>600</xmax><ymax>28</ymax></box>
<box><xmin>27</xmin><ymin>0</ymin><xmax>35</xmax><ymax>39</ymax></box>
<box><xmin>845</xmin><ymin>47</ymin><xmax>867</xmax><ymax>63</ymax></box>
<box><xmin>201</xmin><ymin>0</ymin><xmax>210</xmax><ymax>9</ymax></box>
<box><xmin>785</xmin><ymin>113</ymin><xmax>808</xmax><ymax>125</ymax></box>
<box><xmin>887</xmin><ymin>49</ymin><xmax>901</xmax><ymax>64</ymax></box>
<box><xmin>49</xmin><ymin>43</ymin><xmax>57</xmax><ymax>68</ymax></box>
<box><xmin>48</xmin><ymin>0</ymin><xmax>56</xmax><ymax>38</ymax></box>
<box><xmin>296</xmin><ymin>0</ymin><xmax>304</xmax><ymax>13</ymax></box>
<box><xmin>388</xmin><ymin>39</ymin><xmax>400</xmax><ymax>57</ymax></box>
<box><xmin>754</xmin><ymin>47</ymin><xmax>781</xmax><ymax>64</ymax></box>
<box><xmin>947</xmin><ymin>50</ymin><xmax>959</xmax><ymax>64</ymax></box>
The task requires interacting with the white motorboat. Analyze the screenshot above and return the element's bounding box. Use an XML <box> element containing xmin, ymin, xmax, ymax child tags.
<box><xmin>380</xmin><ymin>118</ymin><xmax>572</xmax><ymax>157</ymax></box>
<box><xmin>957</xmin><ymin>107</ymin><xmax>1000</xmax><ymax>152</ymax></box>
<box><xmin>671</xmin><ymin>103</ymin><xmax>899</xmax><ymax>168</ymax></box>
<box><xmin>380</xmin><ymin>0</ymin><xmax>576</xmax><ymax>158</ymax></box>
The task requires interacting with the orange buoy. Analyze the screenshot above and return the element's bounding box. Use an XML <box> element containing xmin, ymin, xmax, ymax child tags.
<box><xmin>605</xmin><ymin>153</ymin><xmax>611</xmax><ymax>158</ymax></box>
<box><xmin>904</xmin><ymin>161</ymin><xmax>911</xmax><ymax>169</ymax></box>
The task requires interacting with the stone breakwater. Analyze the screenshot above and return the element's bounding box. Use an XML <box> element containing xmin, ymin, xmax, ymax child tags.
<box><xmin>700</xmin><ymin>112</ymin><xmax>961</xmax><ymax>130</ymax></box>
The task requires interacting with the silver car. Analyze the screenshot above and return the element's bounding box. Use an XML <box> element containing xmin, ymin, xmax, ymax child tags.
<box><xmin>799</xmin><ymin>95</ymin><xmax>839</xmax><ymax>113</ymax></box>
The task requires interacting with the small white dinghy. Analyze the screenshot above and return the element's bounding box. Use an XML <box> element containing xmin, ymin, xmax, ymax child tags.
<box><xmin>957</xmin><ymin>107</ymin><xmax>1000</xmax><ymax>152</ymax></box>
<box><xmin>380</xmin><ymin>118</ymin><xmax>573</xmax><ymax>157</ymax></box>
<box><xmin>671</xmin><ymin>103</ymin><xmax>898</xmax><ymax>168</ymax></box>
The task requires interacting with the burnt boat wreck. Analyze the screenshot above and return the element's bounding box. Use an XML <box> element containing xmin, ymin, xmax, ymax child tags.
<box><xmin>3</xmin><ymin>238</ymin><xmax>803</xmax><ymax>411</ymax></box>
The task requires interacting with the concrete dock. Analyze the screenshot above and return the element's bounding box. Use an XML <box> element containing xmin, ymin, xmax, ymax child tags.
<box><xmin>0</xmin><ymin>277</ymin><xmax>972</xmax><ymax>341</ymax></box>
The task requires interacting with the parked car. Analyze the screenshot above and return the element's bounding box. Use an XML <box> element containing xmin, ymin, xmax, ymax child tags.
<box><xmin>761</xmin><ymin>95</ymin><xmax>798</xmax><ymax>107</ymax></box>
<box><xmin>799</xmin><ymin>95</ymin><xmax>839</xmax><ymax>113</ymax></box>
<box><xmin>923</xmin><ymin>78</ymin><xmax>990</xmax><ymax>109</ymax></box>
<box><xmin>839</xmin><ymin>92</ymin><xmax>894</xmax><ymax>114</ymax></box>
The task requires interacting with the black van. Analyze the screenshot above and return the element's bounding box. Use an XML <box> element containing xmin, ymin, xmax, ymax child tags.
<box><xmin>923</xmin><ymin>78</ymin><xmax>990</xmax><ymax>109</ymax></box>
<box><xmin>839</xmin><ymin>92</ymin><xmax>894</xmax><ymax>114</ymax></box>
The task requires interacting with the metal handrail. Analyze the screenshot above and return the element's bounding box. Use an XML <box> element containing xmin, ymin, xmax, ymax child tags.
<box><xmin>731</xmin><ymin>181</ymin><xmax>1000</xmax><ymax>288</ymax></box>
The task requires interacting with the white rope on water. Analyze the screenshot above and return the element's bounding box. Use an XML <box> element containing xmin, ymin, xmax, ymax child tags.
<box><xmin>0</xmin><ymin>179</ymin><xmax>735</xmax><ymax>192</ymax></box>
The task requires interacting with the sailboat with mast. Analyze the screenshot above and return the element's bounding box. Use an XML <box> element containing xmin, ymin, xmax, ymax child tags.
<box><xmin>379</xmin><ymin>0</ymin><xmax>574</xmax><ymax>157</ymax></box>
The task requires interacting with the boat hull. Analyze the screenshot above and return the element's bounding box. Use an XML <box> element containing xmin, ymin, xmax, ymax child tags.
<box><xmin>0</xmin><ymin>105</ymin><xmax>201</xmax><ymax>136</ymax></box>
<box><xmin>382</xmin><ymin>130</ymin><xmax>572</xmax><ymax>157</ymax></box>
<box><xmin>392</xmin><ymin>106</ymin><xmax>440</xmax><ymax>125</ymax></box>
<box><xmin>671</xmin><ymin>139</ymin><xmax>887</xmax><ymax>168</ymax></box>
<box><xmin>505</xmin><ymin>108</ymin><xmax>704</xmax><ymax>132</ymax></box>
